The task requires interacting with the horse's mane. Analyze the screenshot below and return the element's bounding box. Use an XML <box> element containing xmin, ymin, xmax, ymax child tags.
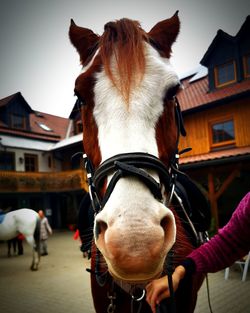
<box><xmin>99</xmin><ymin>18</ymin><xmax>148</xmax><ymax>103</ymax></box>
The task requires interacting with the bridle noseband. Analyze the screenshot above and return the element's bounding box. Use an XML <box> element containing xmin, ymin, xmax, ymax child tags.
<box><xmin>93</xmin><ymin>152</ymin><xmax>172</xmax><ymax>209</ymax></box>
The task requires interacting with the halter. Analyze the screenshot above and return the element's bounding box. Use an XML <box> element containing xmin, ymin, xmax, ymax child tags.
<box><xmin>75</xmin><ymin>96</ymin><xmax>191</xmax><ymax>313</ymax></box>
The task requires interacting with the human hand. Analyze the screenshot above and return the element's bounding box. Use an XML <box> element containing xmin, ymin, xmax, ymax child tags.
<box><xmin>145</xmin><ymin>266</ymin><xmax>186</xmax><ymax>313</ymax></box>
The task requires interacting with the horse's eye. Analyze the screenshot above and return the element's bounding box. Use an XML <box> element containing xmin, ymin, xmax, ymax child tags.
<box><xmin>165</xmin><ymin>83</ymin><xmax>181</xmax><ymax>101</ymax></box>
<box><xmin>74</xmin><ymin>90</ymin><xmax>85</xmax><ymax>106</ymax></box>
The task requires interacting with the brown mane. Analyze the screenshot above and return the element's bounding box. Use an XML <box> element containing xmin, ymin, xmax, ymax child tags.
<box><xmin>99</xmin><ymin>18</ymin><xmax>148</xmax><ymax>104</ymax></box>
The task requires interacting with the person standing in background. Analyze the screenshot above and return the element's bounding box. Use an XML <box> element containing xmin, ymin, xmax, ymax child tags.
<box><xmin>38</xmin><ymin>210</ymin><xmax>52</xmax><ymax>256</ymax></box>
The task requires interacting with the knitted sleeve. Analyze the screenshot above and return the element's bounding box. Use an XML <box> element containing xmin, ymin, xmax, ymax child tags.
<box><xmin>186</xmin><ymin>192</ymin><xmax>250</xmax><ymax>274</ymax></box>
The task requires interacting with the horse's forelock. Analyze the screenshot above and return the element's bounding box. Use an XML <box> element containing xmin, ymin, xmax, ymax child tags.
<box><xmin>100</xmin><ymin>18</ymin><xmax>147</xmax><ymax>104</ymax></box>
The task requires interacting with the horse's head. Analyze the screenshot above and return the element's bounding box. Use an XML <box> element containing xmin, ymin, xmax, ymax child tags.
<box><xmin>69</xmin><ymin>12</ymin><xmax>181</xmax><ymax>283</ymax></box>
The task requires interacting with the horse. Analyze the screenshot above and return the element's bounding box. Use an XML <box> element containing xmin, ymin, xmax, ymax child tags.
<box><xmin>69</xmin><ymin>12</ymin><xmax>208</xmax><ymax>313</ymax></box>
<box><xmin>0</xmin><ymin>208</ymin><xmax>41</xmax><ymax>271</ymax></box>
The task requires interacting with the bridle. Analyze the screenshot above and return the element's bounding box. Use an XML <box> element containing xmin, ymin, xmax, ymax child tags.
<box><xmin>75</xmin><ymin>95</ymin><xmax>191</xmax><ymax>313</ymax></box>
<box><xmin>81</xmin><ymin>96</ymin><xmax>188</xmax><ymax>214</ymax></box>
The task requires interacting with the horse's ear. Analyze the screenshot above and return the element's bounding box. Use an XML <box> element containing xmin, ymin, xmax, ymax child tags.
<box><xmin>148</xmin><ymin>11</ymin><xmax>180</xmax><ymax>58</ymax></box>
<box><xmin>69</xmin><ymin>19</ymin><xmax>99</xmax><ymax>65</ymax></box>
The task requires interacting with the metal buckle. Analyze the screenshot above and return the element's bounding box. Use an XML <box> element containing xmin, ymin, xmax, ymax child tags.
<box><xmin>131</xmin><ymin>288</ymin><xmax>145</xmax><ymax>302</ymax></box>
<box><xmin>107</xmin><ymin>292</ymin><xmax>116</xmax><ymax>313</ymax></box>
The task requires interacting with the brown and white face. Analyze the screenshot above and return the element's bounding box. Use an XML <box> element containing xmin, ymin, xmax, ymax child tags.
<box><xmin>69</xmin><ymin>13</ymin><xmax>181</xmax><ymax>283</ymax></box>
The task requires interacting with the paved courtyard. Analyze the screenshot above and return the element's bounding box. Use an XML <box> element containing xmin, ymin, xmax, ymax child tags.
<box><xmin>0</xmin><ymin>231</ymin><xmax>249</xmax><ymax>313</ymax></box>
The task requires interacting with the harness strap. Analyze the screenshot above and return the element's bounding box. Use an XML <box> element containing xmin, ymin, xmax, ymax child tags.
<box><xmin>174</xmin><ymin>96</ymin><xmax>186</xmax><ymax>138</ymax></box>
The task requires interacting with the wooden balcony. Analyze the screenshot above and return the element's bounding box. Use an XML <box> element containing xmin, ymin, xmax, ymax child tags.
<box><xmin>0</xmin><ymin>169</ymin><xmax>88</xmax><ymax>193</ymax></box>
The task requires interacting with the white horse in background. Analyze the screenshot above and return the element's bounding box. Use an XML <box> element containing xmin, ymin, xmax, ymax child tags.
<box><xmin>0</xmin><ymin>208</ymin><xmax>41</xmax><ymax>270</ymax></box>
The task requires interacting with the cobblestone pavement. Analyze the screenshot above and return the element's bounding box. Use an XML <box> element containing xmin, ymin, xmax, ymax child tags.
<box><xmin>0</xmin><ymin>231</ymin><xmax>249</xmax><ymax>313</ymax></box>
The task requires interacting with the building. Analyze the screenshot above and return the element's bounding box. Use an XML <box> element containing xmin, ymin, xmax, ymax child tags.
<box><xmin>178</xmin><ymin>15</ymin><xmax>250</xmax><ymax>229</ymax></box>
<box><xmin>0</xmin><ymin>92</ymin><xmax>87</xmax><ymax>228</ymax></box>
<box><xmin>1</xmin><ymin>16</ymin><xmax>249</xmax><ymax>231</ymax></box>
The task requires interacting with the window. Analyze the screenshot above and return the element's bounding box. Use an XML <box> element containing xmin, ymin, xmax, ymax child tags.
<box><xmin>24</xmin><ymin>154</ymin><xmax>38</xmax><ymax>172</ymax></box>
<box><xmin>214</xmin><ymin>61</ymin><xmax>236</xmax><ymax>88</ymax></box>
<box><xmin>243</xmin><ymin>54</ymin><xmax>250</xmax><ymax>78</ymax></box>
<box><xmin>11</xmin><ymin>113</ymin><xmax>26</xmax><ymax>129</ymax></box>
<box><xmin>210</xmin><ymin>119</ymin><xmax>235</xmax><ymax>147</ymax></box>
<box><xmin>0</xmin><ymin>152</ymin><xmax>15</xmax><ymax>170</ymax></box>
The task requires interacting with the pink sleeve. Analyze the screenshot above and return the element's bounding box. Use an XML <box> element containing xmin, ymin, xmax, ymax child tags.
<box><xmin>188</xmin><ymin>192</ymin><xmax>250</xmax><ymax>273</ymax></box>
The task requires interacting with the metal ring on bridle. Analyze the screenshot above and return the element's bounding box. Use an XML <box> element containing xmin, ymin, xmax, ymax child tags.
<box><xmin>131</xmin><ymin>289</ymin><xmax>145</xmax><ymax>302</ymax></box>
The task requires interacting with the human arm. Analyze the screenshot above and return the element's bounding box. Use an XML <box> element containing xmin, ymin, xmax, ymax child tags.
<box><xmin>188</xmin><ymin>192</ymin><xmax>250</xmax><ymax>273</ymax></box>
<box><xmin>45</xmin><ymin>218</ymin><xmax>53</xmax><ymax>235</ymax></box>
<box><xmin>146</xmin><ymin>192</ymin><xmax>250</xmax><ymax>311</ymax></box>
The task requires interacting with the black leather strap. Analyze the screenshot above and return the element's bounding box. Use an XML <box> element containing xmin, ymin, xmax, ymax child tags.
<box><xmin>115</xmin><ymin>161</ymin><xmax>162</xmax><ymax>200</ymax></box>
<box><xmin>101</xmin><ymin>161</ymin><xmax>163</xmax><ymax>207</ymax></box>
<box><xmin>93</xmin><ymin>152</ymin><xmax>171</xmax><ymax>194</ymax></box>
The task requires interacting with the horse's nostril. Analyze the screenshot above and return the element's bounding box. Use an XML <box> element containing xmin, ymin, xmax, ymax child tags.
<box><xmin>95</xmin><ymin>220</ymin><xmax>108</xmax><ymax>239</ymax></box>
<box><xmin>160</xmin><ymin>215</ymin><xmax>169</xmax><ymax>231</ymax></box>
<box><xmin>160</xmin><ymin>214</ymin><xmax>175</xmax><ymax>246</ymax></box>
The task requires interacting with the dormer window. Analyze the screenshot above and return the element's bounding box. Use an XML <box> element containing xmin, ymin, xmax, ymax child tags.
<box><xmin>243</xmin><ymin>53</ymin><xmax>250</xmax><ymax>78</ymax></box>
<box><xmin>11</xmin><ymin>113</ymin><xmax>27</xmax><ymax>129</ymax></box>
<box><xmin>214</xmin><ymin>60</ymin><xmax>237</xmax><ymax>88</ymax></box>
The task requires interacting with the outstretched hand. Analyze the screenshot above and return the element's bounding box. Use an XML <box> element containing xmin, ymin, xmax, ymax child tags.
<box><xmin>145</xmin><ymin>265</ymin><xmax>186</xmax><ymax>313</ymax></box>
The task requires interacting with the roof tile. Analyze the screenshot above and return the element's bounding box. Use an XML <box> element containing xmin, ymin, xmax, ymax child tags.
<box><xmin>178</xmin><ymin>77</ymin><xmax>250</xmax><ymax>112</ymax></box>
<box><xmin>180</xmin><ymin>146</ymin><xmax>250</xmax><ymax>165</ymax></box>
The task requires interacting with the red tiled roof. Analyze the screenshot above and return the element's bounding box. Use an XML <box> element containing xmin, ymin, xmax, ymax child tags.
<box><xmin>30</xmin><ymin>111</ymin><xmax>69</xmax><ymax>140</ymax></box>
<box><xmin>0</xmin><ymin>112</ymin><xmax>69</xmax><ymax>142</ymax></box>
<box><xmin>178</xmin><ymin>77</ymin><xmax>250</xmax><ymax>112</ymax></box>
<box><xmin>0</xmin><ymin>127</ymin><xmax>61</xmax><ymax>141</ymax></box>
<box><xmin>180</xmin><ymin>146</ymin><xmax>250</xmax><ymax>165</ymax></box>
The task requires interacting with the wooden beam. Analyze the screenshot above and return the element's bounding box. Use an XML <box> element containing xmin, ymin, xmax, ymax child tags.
<box><xmin>215</xmin><ymin>169</ymin><xmax>240</xmax><ymax>200</ymax></box>
<box><xmin>207</xmin><ymin>167</ymin><xmax>240</xmax><ymax>230</ymax></box>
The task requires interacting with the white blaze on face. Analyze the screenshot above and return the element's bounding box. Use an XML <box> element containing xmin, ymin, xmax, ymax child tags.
<box><xmin>93</xmin><ymin>43</ymin><xmax>180</xmax><ymax>161</ymax></box>
<box><xmin>90</xmin><ymin>42</ymin><xmax>179</xmax><ymax>281</ymax></box>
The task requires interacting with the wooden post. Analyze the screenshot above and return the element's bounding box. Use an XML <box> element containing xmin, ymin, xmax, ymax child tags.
<box><xmin>208</xmin><ymin>171</ymin><xmax>219</xmax><ymax>230</ymax></box>
<box><xmin>207</xmin><ymin>167</ymin><xmax>240</xmax><ymax>231</ymax></box>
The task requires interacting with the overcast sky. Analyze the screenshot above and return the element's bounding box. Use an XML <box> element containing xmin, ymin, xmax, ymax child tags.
<box><xmin>0</xmin><ymin>0</ymin><xmax>249</xmax><ymax>117</ymax></box>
